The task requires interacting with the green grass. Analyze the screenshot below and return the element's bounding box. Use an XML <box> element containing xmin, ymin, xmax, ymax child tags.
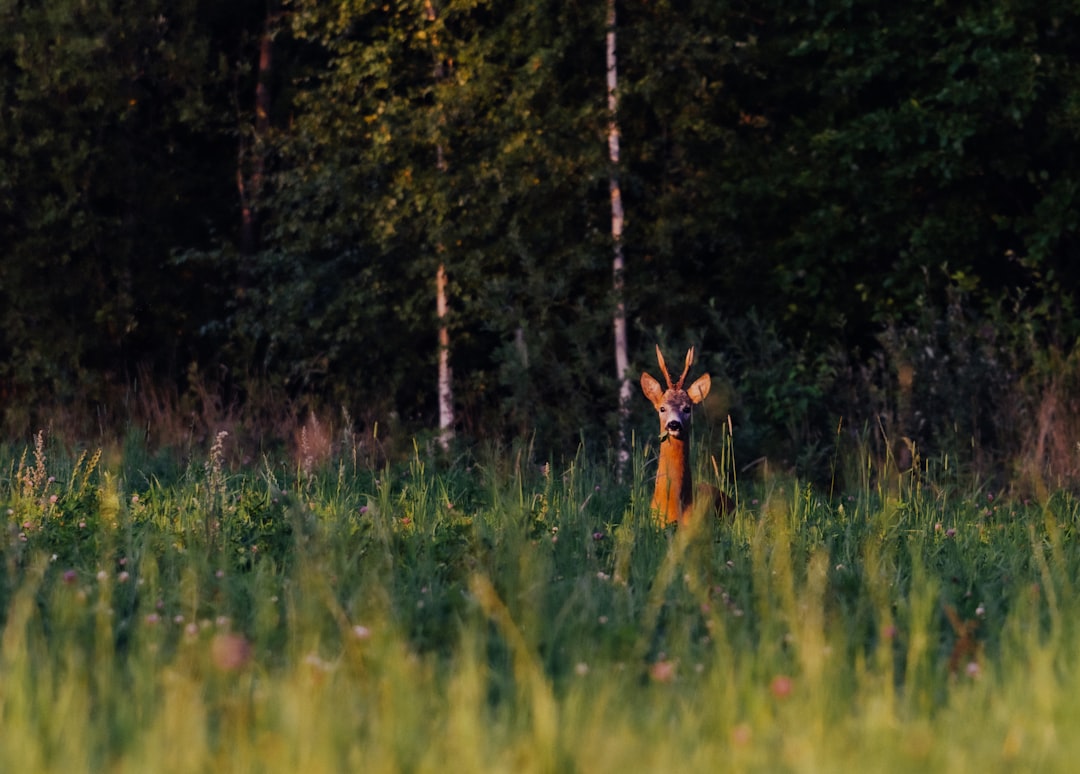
<box><xmin>2</xmin><ymin>431</ymin><xmax>1080</xmax><ymax>772</ymax></box>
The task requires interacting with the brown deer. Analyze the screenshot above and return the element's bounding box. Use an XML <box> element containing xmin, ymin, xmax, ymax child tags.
<box><xmin>641</xmin><ymin>346</ymin><xmax>732</xmax><ymax>525</ymax></box>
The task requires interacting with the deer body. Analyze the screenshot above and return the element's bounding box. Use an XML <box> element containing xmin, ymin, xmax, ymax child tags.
<box><xmin>641</xmin><ymin>346</ymin><xmax>730</xmax><ymax>525</ymax></box>
<box><xmin>650</xmin><ymin>431</ymin><xmax>695</xmax><ymax>524</ymax></box>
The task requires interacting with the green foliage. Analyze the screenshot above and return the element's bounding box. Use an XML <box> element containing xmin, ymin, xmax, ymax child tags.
<box><xmin>702</xmin><ymin>309</ymin><xmax>842</xmax><ymax>475</ymax></box>
<box><xmin>0</xmin><ymin>1</ymin><xmax>269</xmax><ymax>433</ymax></box>
<box><xmin>726</xmin><ymin>0</ymin><xmax>1080</xmax><ymax>345</ymax></box>
<box><xmin>236</xmin><ymin>0</ymin><xmax>615</xmax><ymax>451</ymax></box>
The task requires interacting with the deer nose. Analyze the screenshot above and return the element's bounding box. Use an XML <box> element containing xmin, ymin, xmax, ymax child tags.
<box><xmin>666</xmin><ymin>419</ymin><xmax>682</xmax><ymax>433</ymax></box>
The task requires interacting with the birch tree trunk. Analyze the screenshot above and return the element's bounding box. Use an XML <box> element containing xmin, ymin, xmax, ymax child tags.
<box><xmin>437</xmin><ymin>261</ymin><xmax>454</xmax><ymax>450</ymax></box>
<box><xmin>607</xmin><ymin>0</ymin><xmax>631</xmax><ymax>476</ymax></box>
<box><xmin>428</xmin><ymin>0</ymin><xmax>455</xmax><ymax>451</ymax></box>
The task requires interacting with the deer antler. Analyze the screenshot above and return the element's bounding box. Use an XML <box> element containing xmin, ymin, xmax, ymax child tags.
<box><xmin>655</xmin><ymin>345</ymin><xmax>673</xmax><ymax>389</ymax></box>
<box><xmin>676</xmin><ymin>347</ymin><xmax>694</xmax><ymax>390</ymax></box>
<box><xmin>655</xmin><ymin>346</ymin><xmax>696</xmax><ymax>390</ymax></box>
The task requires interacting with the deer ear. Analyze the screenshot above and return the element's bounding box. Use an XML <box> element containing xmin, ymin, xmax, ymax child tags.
<box><xmin>687</xmin><ymin>373</ymin><xmax>711</xmax><ymax>404</ymax></box>
<box><xmin>641</xmin><ymin>372</ymin><xmax>665</xmax><ymax>407</ymax></box>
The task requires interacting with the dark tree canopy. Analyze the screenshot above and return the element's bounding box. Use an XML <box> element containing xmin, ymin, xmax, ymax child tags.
<box><xmin>3</xmin><ymin>0</ymin><xmax>1079</xmax><ymax>472</ymax></box>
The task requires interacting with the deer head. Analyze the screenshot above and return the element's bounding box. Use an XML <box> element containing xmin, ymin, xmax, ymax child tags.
<box><xmin>640</xmin><ymin>346</ymin><xmax>711</xmax><ymax>442</ymax></box>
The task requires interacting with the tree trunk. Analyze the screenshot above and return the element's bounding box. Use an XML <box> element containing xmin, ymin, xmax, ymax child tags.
<box><xmin>437</xmin><ymin>261</ymin><xmax>454</xmax><ymax>451</ymax></box>
<box><xmin>607</xmin><ymin>0</ymin><xmax>631</xmax><ymax>477</ymax></box>
<box><xmin>239</xmin><ymin>3</ymin><xmax>277</xmax><ymax>255</ymax></box>
<box><xmin>428</xmin><ymin>0</ymin><xmax>454</xmax><ymax>451</ymax></box>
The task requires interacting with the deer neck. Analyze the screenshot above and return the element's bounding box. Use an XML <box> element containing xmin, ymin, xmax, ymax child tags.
<box><xmin>652</xmin><ymin>434</ymin><xmax>694</xmax><ymax>525</ymax></box>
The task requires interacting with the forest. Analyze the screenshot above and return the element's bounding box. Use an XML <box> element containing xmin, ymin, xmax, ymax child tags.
<box><xmin>8</xmin><ymin>5</ymin><xmax>1080</xmax><ymax>769</ymax></box>
<box><xmin>3</xmin><ymin>0</ymin><xmax>1080</xmax><ymax>485</ymax></box>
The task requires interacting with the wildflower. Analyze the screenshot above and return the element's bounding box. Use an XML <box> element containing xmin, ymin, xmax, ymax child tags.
<box><xmin>976</xmin><ymin>604</ymin><xmax>986</xmax><ymax>618</ymax></box>
<box><xmin>592</xmin><ymin>531</ymin><xmax>605</xmax><ymax>541</ymax></box>
<box><xmin>185</xmin><ymin>622</ymin><xmax>199</xmax><ymax>638</ymax></box>
<box><xmin>49</xmin><ymin>494</ymin><xmax>58</xmax><ymax>504</ymax></box>
<box><xmin>770</xmin><ymin>675</ymin><xmax>793</xmax><ymax>699</ymax></box>
<box><xmin>96</xmin><ymin>570</ymin><xmax>107</xmax><ymax>582</ymax></box>
<box><xmin>598</xmin><ymin>615</ymin><xmax>609</xmax><ymax>625</ymax></box>
<box><xmin>210</xmin><ymin>632</ymin><xmax>253</xmax><ymax>671</ymax></box>
<box><xmin>359</xmin><ymin>505</ymin><xmax>369</xmax><ymax>515</ymax></box>
<box><xmin>966</xmin><ymin>661</ymin><xmax>980</xmax><ymax>679</ymax></box>
<box><xmin>63</xmin><ymin>569</ymin><xmax>78</xmax><ymax>585</ymax></box>
<box><xmin>575</xmin><ymin>662</ymin><xmax>590</xmax><ymax>676</ymax></box>
<box><xmin>649</xmin><ymin>659</ymin><xmax>677</xmax><ymax>683</ymax></box>
<box><xmin>131</xmin><ymin>494</ymin><xmax>139</xmax><ymax>504</ymax></box>
<box><xmin>731</xmin><ymin>723</ymin><xmax>753</xmax><ymax>747</ymax></box>
<box><xmin>118</xmin><ymin>571</ymin><xmax>130</xmax><ymax>584</ymax></box>
<box><xmin>352</xmin><ymin>625</ymin><xmax>372</xmax><ymax>640</ymax></box>
<box><xmin>145</xmin><ymin>613</ymin><xmax>161</xmax><ymax>625</ymax></box>
<box><xmin>946</xmin><ymin>527</ymin><xmax>957</xmax><ymax>538</ymax></box>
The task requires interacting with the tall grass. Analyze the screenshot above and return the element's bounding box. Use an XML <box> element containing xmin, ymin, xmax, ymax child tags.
<box><xmin>2</xmin><ymin>431</ymin><xmax>1079</xmax><ymax>772</ymax></box>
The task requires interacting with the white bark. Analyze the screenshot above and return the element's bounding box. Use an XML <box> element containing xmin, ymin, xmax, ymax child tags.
<box><xmin>437</xmin><ymin>261</ymin><xmax>454</xmax><ymax>451</ymax></box>
<box><xmin>608</xmin><ymin>0</ymin><xmax>631</xmax><ymax>475</ymax></box>
<box><xmin>428</xmin><ymin>0</ymin><xmax>453</xmax><ymax>452</ymax></box>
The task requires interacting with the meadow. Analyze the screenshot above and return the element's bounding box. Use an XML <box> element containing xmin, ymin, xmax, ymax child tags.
<box><xmin>2</xmin><ymin>427</ymin><xmax>1080</xmax><ymax>773</ymax></box>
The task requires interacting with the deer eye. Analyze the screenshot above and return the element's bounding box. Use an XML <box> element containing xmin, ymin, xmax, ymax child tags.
<box><xmin>659</xmin><ymin>406</ymin><xmax>667</xmax><ymax>413</ymax></box>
